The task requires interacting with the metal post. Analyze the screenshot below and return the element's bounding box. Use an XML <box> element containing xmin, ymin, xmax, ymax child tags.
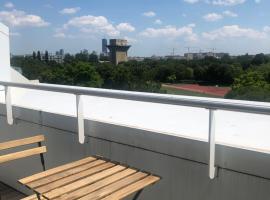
<box><xmin>76</xmin><ymin>95</ymin><xmax>85</xmax><ymax>144</ymax></box>
<box><xmin>209</xmin><ymin>109</ymin><xmax>216</xmax><ymax>179</ymax></box>
<box><xmin>38</xmin><ymin>142</ymin><xmax>46</xmax><ymax>171</ymax></box>
<box><xmin>133</xmin><ymin>189</ymin><xmax>143</xmax><ymax>200</ymax></box>
<box><xmin>5</xmin><ymin>86</ymin><xmax>13</xmax><ymax>125</ymax></box>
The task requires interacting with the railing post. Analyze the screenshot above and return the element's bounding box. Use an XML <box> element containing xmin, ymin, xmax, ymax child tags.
<box><xmin>76</xmin><ymin>95</ymin><xmax>85</xmax><ymax>144</ymax></box>
<box><xmin>208</xmin><ymin>109</ymin><xmax>216</xmax><ymax>179</ymax></box>
<box><xmin>5</xmin><ymin>86</ymin><xmax>13</xmax><ymax>125</ymax></box>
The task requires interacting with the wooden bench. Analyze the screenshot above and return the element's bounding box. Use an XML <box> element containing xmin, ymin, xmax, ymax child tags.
<box><xmin>0</xmin><ymin>135</ymin><xmax>47</xmax><ymax>200</ymax></box>
<box><xmin>0</xmin><ymin>135</ymin><xmax>46</xmax><ymax>169</ymax></box>
<box><xmin>0</xmin><ymin>135</ymin><xmax>160</xmax><ymax>199</ymax></box>
<box><xmin>19</xmin><ymin>156</ymin><xmax>160</xmax><ymax>200</ymax></box>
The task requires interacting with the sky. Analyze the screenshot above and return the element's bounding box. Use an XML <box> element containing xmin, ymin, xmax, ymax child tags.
<box><xmin>0</xmin><ymin>0</ymin><xmax>270</xmax><ymax>56</ymax></box>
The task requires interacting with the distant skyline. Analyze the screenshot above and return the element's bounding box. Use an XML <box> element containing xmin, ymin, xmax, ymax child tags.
<box><xmin>0</xmin><ymin>0</ymin><xmax>270</xmax><ymax>56</ymax></box>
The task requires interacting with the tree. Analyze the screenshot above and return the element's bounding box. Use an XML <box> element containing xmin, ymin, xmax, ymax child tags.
<box><xmin>226</xmin><ymin>71</ymin><xmax>270</xmax><ymax>102</ymax></box>
<box><xmin>75</xmin><ymin>50</ymin><xmax>89</xmax><ymax>62</ymax></box>
<box><xmin>37</xmin><ymin>51</ymin><xmax>41</xmax><ymax>61</ymax></box>
<box><xmin>32</xmin><ymin>51</ymin><xmax>36</xmax><ymax>59</ymax></box>
<box><xmin>45</xmin><ymin>51</ymin><xmax>49</xmax><ymax>63</ymax></box>
<box><xmin>89</xmin><ymin>51</ymin><xmax>98</xmax><ymax>63</ymax></box>
<box><xmin>64</xmin><ymin>53</ymin><xmax>75</xmax><ymax>64</ymax></box>
<box><xmin>251</xmin><ymin>53</ymin><xmax>267</xmax><ymax>66</ymax></box>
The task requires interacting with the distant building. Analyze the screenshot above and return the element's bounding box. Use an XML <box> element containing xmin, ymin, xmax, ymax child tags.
<box><xmin>102</xmin><ymin>39</ymin><xmax>108</xmax><ymax>55</ymax></box>
<box><xmin>41</xmin><ymin>53</ymin><xmax>64</xmax><ymax>64</ymax></box>
<box><xmin>150</xmin><ymin>55</ymin><xmax>163</xmax><ymax>60</ymax></box>
<box><xmin>184</xmin><ymin>52</ymin><xmax>229</xmax><ymax>60</ymax></box>
<box><xmin>25</xmin><ymin>49</ymin><xmax>65</xmax><ymax>63</ymax></box>
<box><xmin>107</xmin><ymin>39</ymin><xmax>131</xmax><ymax>65</ymax></box>
<box><xmin>56</xmin><ymin>49</ymin><xmax>64</xmax><ymax>56</ymax></box>
<box><xmin>128</xmin><ymin>56</ymin><xmax>145</xmax><ymax>62</ymax></box>
<box><xmin>165</xmin><ymin>55</ymin><xmax>185</xmax><ymax>60</ymax></box>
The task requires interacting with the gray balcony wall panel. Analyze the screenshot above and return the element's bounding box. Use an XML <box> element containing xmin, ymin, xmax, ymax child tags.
<box><xmin>0</xmin><ymin>105</ymin><xmax>270</xmax><ymax>199</ymax></box>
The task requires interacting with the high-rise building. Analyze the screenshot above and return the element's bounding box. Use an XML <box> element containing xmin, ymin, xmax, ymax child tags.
<box><xmin>107</xmin><ymin>39</ymin><xmax>131</xmax><ymax>65</ymax></box>
<box><xmin>102</xmin><ymin>39</ymin><xmax>108</xmax><ymax>55</ymax></box>
<box><xmin>59</xmin><ymin>49</ymin><xmax>64</xmax><ymax>56</ymax></box>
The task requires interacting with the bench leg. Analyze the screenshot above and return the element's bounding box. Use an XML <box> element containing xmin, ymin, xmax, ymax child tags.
<box><xmin>35</xmin><ymin>192</ymin><xmax>41</xmax><ymax>200</ymax></box>
<box><xmin>132</xmin><ymin>189</ymin><xmax>143</xmax><ymax>200</ymax></box>
<box><xmin>38</xmin><ymin>142</ymin><xmax>46</xmax><ymax>171</ymax></box>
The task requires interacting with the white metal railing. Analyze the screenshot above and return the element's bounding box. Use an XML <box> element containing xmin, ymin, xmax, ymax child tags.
<box><xmin>1</xmin><ymin>81</ymin><xmax>270</xmax><ymax>180</ymax></box>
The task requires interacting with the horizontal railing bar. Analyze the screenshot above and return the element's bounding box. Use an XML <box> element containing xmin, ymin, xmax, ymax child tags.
<box><xmin>0</xmin><ymin>81</ymin><xmax>270</xmax><ymax>115</ymax></box>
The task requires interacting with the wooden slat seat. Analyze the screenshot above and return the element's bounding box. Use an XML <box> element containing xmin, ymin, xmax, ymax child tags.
<box><xmin>19</xmin><ymin>156</ymin><xmax>160</xmax><ymax>200</ymax></box>
<box><xmin>0</xmin><ymin>135</ymin><xmax>46</xmax><ymax>164</ymax></box>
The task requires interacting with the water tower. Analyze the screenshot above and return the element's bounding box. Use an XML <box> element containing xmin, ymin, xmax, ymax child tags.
<box><xmin>107</xmin><ymin>39</ymin><xmax>131</xmax><ymax>65</ymax></box>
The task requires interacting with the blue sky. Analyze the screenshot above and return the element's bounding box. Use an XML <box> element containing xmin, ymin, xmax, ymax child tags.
<box><xmin>0</xmin><ymin>0</ymin><xmax>269</xmax><ymax>56</ymax></box>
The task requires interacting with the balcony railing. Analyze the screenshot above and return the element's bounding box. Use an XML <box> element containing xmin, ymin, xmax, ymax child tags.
<box><xmin>0</xmin><ymin>80</ymin><xmax>270</xmax><ymax>180</ymax></box>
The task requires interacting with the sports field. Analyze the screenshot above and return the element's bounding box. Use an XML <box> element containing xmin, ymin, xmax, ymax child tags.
<box><xmin>162</xmin><ymin>84</ymin><xmax>231</xmax><ymax>98</ymax></box>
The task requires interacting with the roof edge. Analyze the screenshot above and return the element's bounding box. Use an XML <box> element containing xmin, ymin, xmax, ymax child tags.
<box><xmin>0</xmin><ymin>22</ymin><xmax>9</xmax><ymax>36</ymax></box>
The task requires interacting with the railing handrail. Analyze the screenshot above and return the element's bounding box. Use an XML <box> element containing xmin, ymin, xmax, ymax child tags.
<box><xmin>0</xmin><ymin>81</ymin><xmax>270</xmax><ymax>115</ymax></box>
<box><xmin>1</xmin><ymin>80</ymin><xmax>269</xmax><ymax>179</ymax></box>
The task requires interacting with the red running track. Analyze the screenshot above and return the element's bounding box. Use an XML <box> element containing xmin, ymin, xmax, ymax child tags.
<box><xmin>163</xmin><ymin>84</ymin><xmax>231</xmax><ymax>97</ymax></box>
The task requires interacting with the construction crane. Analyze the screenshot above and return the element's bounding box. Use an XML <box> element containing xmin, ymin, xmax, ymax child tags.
<box><xmin>207</xmin><ymin>48</ymin><xmax>217</xmax><ymax>53</ymax></box>
<box><xmin>184</xmin><ymin>46</ymin><xmax>198</xmax><ymax>53</ymax></box>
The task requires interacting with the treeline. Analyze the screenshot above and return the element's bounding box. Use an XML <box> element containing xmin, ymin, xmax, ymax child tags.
<box><xmin>11</xmin><ymin>52</ymin><xmax>270</xmax><ymax>102</ymax></box>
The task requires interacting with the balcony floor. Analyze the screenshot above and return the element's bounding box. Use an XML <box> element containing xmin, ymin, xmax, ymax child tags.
<box><xmin>0</xmin><ymin>182</ymin><xmax>25</xmax><ymax>200</ymax></box>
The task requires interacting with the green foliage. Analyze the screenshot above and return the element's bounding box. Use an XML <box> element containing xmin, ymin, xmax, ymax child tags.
<box><xmin>11</xmin><ymin>52</ymin><xmax>270</xmax><ymax>102</ymax></box>
<box><xmin>44</xmin><ymin>50</ymin><xmax>49</xmax><ymax>63</ymax></box>
<box><xmin>226</xmin><ymin>70</ymin><xmax>270</xmax><ymax>102</ymax></box>
<box><xmin>226</xmin><ymin>86</ymin><xmax>270</xmax><ymax>102</ymax></box>
<box><xmin>232</xmin><ymin>71</ymin><xmax>268</xmax><ymax>90</ymax></box>
<box><xmin>40</xmin><ymin>62</ymin><xmax>103</xmax><ymax>87</ymax></box>
<box><xmin>11</xmin><ymin>57</ymin><xmax>48</xmax><ymax>80</ymax></box>
<box><xmin>37</xmin><ymin>51</ymin><xmax>41</xmax><ymax>61</ymax></box>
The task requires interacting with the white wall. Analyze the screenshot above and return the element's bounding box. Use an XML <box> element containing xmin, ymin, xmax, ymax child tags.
<box><xmin>0</xmin><ymin>107</ymin><xmax>270</xmax><ymax>200</ymax></box>
<box><xmin>0</xmin><ymin>23</ymin><xmax>11</xmax><ymax>82</ymax></box>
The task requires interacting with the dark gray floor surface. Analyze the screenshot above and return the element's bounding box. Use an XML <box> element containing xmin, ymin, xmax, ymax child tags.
<box><xmin>0</xmin><ymin>182</ymin><xmax>26</xmax><ymax>200</ymax></box>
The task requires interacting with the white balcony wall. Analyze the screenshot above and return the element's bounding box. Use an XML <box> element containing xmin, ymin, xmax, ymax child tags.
<box><xmin>0</xmin><ymin>105</ymin><xmax>270</xmax><ymax>200</ymax></box>
<box><xmin>0</xmin><ymin>23</ymin><xmax>11</xmax><ymax>82</ymax></box>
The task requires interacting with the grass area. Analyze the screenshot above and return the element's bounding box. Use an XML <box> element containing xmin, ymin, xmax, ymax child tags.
<box><xmin>162</xmin><ymin>86</ymin><xmax>222</xmax><ymax>98</ymax></box>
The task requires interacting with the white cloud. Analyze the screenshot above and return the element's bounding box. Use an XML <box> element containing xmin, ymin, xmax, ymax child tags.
<box><xmin>59</xmin><ymin>7</ymin><xmax>80</xmax><ymax>15</ymax></box>
<box><xmin>202</xmin><ymin>25</ymin><xmax>267</xmax><ymax>40</ymax></box>
<box><xmin>140</xmin><ymin>24</ymin><xmax>198</xmax><ymax>42</ymax></box>
<box><xmin>53</xmin><ymin>32</ymin><xmax>66</xmax><ymax>38</ymax></box>
<box><xmin>4</xmin><ymin>2</ymin><xmax>14</xmax><ymax>8</ymax></box>
<box><xmin>142</xmin><ymin>11</ymin><xmax>156</xmax><ymax>17</ymax></box>
<box><xmin>223</xmin><ymin>10</ymin><xmax>238</xmax><ymax>17</ymax></box>
<box><xmin>203</xmin><ymin>11</ymin><xmax>237</xmax><ymax>22</ymax></box>
<box><xmin>203</xmin><ymin>13</ymin><xmax>223</xmax><ymax>21</ymax></box>
<box><xmin>183</xmin><ymin>0</ymin><xmax>246</xmax><ymax>5</ymax></box>
<box><xmin>188</xmin><ymin>23</ymin><xmax>196</xmax><ymax>28</ymax></box>
<box><xmin>123</xmin><ymin>36</ymin><xmax>137</xmax><ymax>44</ymax></box>
<box><xmin>254</xmin><ymin>0</ymin><xmax>261</xmax><ymax>3</ymax></box>
<box><xmin>183</xmin><ymin>0</ymin><xmax>199</xmax><ymax>3</ymax></box>
<box><xmin>212</xmin><ymin>0</ymin><xmax>246</xmax><ymax>6</ymax></box>
<box><xmin>0</xmin><ymin>9</ymin><xmax>49</xmax><ymax>27</ymax></box>
<box><xmin>116</xmin><ymin>23</ymin><xmax>135</xmax><ymax>32</ymax></box>
<box><xmin>263</xmin><ymin>26</ymin><xmax>270</xmax><ymax>32</ymax></box>
<box><xmin>154</xmin><ymin>19</ymin><xmax>162</xmax><ymax>25</ymax></box>
<box><xmin>60</xmin><ymin>15</ymin><xmax>135</xmax><ymax>37</ymax></box>
<box><xmin>63</xmin><ymin>15</ymin><xmax>120</xmax><ymax>36</ymax></box>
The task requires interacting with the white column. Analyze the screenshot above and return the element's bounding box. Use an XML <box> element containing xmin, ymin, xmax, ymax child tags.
<box><xmin>209</xmin><ymin>109</ymin><xmax>216</xmax><ymax>179</ymax></box>
<box><xmin>5</xmin><ymin>86</ymin><xmax>13</xmax><ymax>125</ymax></box>
<box><xmin>76</xmin><ymin>95</ymin><xmax>85</xmax><ymax>144</ymax></box>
